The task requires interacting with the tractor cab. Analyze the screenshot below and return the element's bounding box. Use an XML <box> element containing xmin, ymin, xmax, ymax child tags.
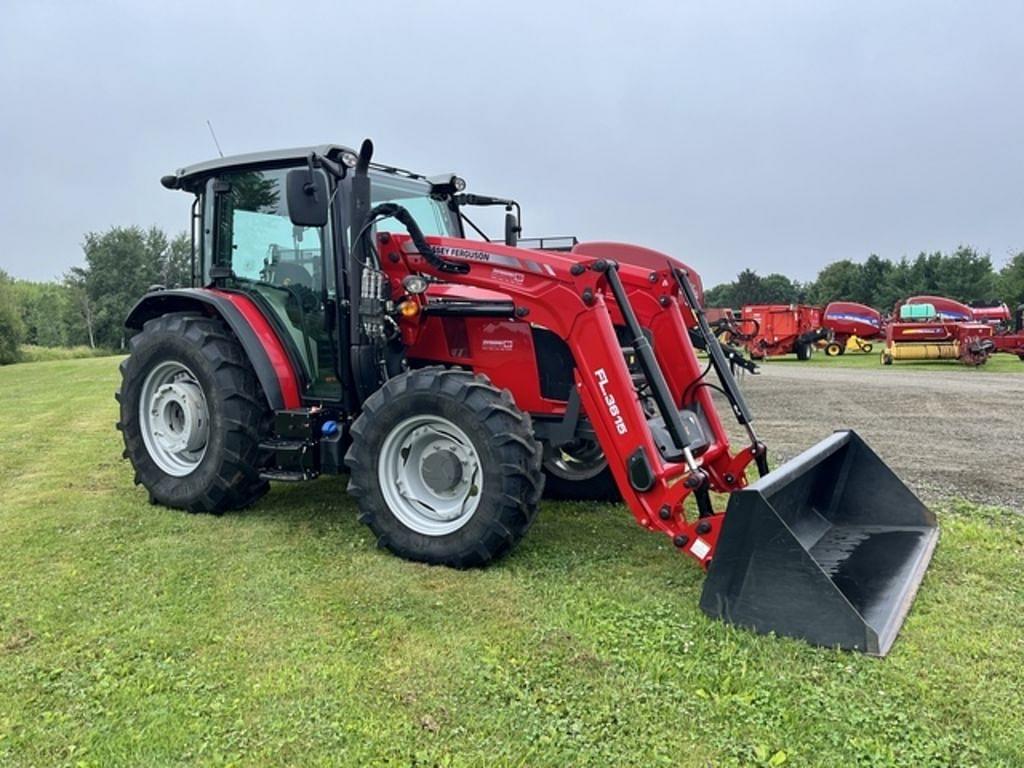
<box><xmin>159</xmin><ymin>145</ymin><xmax>481</xmax><ymax>405</ymax></box>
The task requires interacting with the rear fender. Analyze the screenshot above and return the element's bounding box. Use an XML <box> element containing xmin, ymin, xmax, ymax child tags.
<box><xmin>125</xmin><ymin>288</ymin><xmax>301</xmax><ymax>409</ymax></box>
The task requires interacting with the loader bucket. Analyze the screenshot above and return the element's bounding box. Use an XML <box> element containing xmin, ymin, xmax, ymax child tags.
<box><xmin>700</xmin><ymin>431</ymin><xmax>937</xmax><ymax>656</ymax></box>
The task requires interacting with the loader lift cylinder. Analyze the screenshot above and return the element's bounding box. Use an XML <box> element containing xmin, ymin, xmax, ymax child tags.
<box><xmin>597</xmin><ymin>261</ymin><xmax>697</xmax><ymax>466</ymax></box>
<box><xmin>674</xmin><ymin>269</ymin><xmax>769</xmax><ymax>478</ymax></box>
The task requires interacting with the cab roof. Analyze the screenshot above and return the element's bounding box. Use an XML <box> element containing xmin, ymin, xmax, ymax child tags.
<box><xmin>161</xmin><ymin>144</ymin><xmax>356</xmax><ymax>191</ymax></box>
<box><xmin>160</xmin><ymin>143</ymin><xmax>444</xmax><ymax>193</ymax></box>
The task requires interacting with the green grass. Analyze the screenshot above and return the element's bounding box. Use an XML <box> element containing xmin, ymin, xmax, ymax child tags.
<box><xmin>764</xmin><ymin>348</ymin><xmax>1024</xmax><ymax>372</ymax></box>
<box><xmin>13</xmin><ymin>345</ymin><xmax>119</xmax><ymax>364</ymax></box>
<box><xmin>1</xmin><ymin>357</ymin><xmax>1022</xmax><ymax>767</ymax></box>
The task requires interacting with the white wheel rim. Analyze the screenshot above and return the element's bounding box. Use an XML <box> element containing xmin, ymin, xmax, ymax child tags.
<box><xmin>378</xmin><ymin>415</ymin><xmax>483</xmax><ymax>536</ymax></box>
<box><xmin>139</xmin><ymin>361</ymin><xmax>210</xmax><ymax>477</ymax></box>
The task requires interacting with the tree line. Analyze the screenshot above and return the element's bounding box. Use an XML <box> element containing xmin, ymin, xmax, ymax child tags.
<box><xmin>705</xmin><ymin>246</ymin><xmax>1024</xmax><ymax>312</ymax></box>
<box><xmin>0</xmin><ymin>226</ymin><xmax>190</xmax><ymax>364</ymax></box>
<box><xmin>2</xmin><ymin>232</ymin><xmax>1023</xmax><ymax>366</ymax></box>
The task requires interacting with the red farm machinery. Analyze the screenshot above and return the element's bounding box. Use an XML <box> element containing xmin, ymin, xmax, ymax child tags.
<box><xmin>723</xmin><ymin>304</ymin><xmax>831</xmax><ymax>360</ymax></box>
<box><xmin>117</xmin><ymin>141</ymin><xmax>938</xmax><ymax>655</ymax></box>
<box><xmin>821</xmin><ymin>301</ymin><xmax>885</xmax><ymax>356</ymax></box>
<box><xmin>884</xmin><ymin>296</ymin><xmax>1024</xmax><ymax>365</ymax></box>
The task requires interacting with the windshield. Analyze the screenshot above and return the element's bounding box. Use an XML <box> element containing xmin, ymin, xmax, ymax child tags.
<box><xmin>370</xmin><ymin>172</ymin><xmax>458</xmax><ymax>238</ymax></box>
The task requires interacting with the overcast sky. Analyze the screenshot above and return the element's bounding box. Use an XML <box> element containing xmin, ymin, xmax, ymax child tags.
<box><xmin>1</xmin><ymin>1</ymin><xmax>1021</xmax><ymax>287</ymax></box>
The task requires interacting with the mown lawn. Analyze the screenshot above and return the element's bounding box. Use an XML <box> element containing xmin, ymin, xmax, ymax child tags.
<box><xmin>763</xmin><ymin>346</ymin><xmax>1024</xmax><ymax>372</ymax></box>
<box><xmin>1</xmin><ymin>357</ymin><xmax>1021</xmax><ymax>767</ymax></box>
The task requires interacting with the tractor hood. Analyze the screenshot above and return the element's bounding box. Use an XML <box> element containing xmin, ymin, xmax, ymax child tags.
<box><xmin>565</xmin><ymin>241</ymin><xmax>706</xmax><ymax>304</ymax></box>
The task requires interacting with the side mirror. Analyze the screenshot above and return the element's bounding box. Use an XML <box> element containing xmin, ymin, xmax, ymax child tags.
<box><xmin>504</xmin><ymin>209</ymin><xmax>520</xmax><ymax>247</ymax></box>
<box><xmin>286</xmin><ymin>168</ymin><xmax>329</xmax><ymax>228</ymax></box>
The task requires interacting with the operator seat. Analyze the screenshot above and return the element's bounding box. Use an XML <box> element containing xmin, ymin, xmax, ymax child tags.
<box><xmin>270</xmin><ymin>261</ymin><xmax>313</xmax><ymax>290</ymax></box>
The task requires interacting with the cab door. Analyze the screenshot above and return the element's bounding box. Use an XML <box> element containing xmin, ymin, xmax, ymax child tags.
<box><xmin>205</xmin><ymin>166</ymin><xmax>342</xmax><ymax>400</ymax></box>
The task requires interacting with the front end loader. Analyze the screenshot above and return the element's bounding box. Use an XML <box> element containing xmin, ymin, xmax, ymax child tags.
<box><xmin>118</xmin><ymin>140</ymin><xmax>937</xmax><ymax>655</ymax></box>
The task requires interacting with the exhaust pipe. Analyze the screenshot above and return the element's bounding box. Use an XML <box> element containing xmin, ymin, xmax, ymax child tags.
<box><xmin>700</xmin><ymin>431</ymin><xmax>938</xmax><ymax>656</ymax></box>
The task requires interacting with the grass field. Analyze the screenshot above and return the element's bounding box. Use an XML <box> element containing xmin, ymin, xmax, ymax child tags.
<box><xmin>1</xmin><ymin>357</ymin><xmax>1022</xmax><ymax>767</ymax></box>
<box><xmin>13</xmin><ymin>345</ymin><xmax>118</xmax><ymax>364</ymax></box>
<box><xmin>762</xmin><ymin>348</ymin><xmax>1024</xmax><ymax>372</ymax></box>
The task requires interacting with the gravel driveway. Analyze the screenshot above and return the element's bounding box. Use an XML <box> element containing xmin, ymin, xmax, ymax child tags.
<box><xmin>727</xmin><ymin>364</ymin><xmax>1023</xmax><ymax>510</ymax></box>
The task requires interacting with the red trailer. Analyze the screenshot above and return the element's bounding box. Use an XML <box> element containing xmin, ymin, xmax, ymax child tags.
<box><xmin>822</xmin><ymin>301</ymin><xmax>885</xmax><ymax>355</ymax></box>
<box><xmin>738</xmin><ymin>304</ymin><xmax>830</xmax><ymax>360</ymax></box>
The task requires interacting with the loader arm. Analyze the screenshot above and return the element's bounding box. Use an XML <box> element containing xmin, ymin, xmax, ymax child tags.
<box><xmin>377</xmin><ymin>232</ymin><xmax>759</xmax><ymax>567</ymax></box>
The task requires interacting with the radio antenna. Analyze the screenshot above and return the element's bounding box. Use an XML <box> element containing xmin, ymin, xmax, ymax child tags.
<box><xmin>206</xmin><ymin>120</ymin><xmax>224</xmax><ymax>157</ymax></box>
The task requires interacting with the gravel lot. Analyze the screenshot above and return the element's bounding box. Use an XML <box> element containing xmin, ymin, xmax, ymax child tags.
<box><xmin>730</xmin><ymin>364</ymin><xmax>1023</xmax><ymax>510</ymax></box>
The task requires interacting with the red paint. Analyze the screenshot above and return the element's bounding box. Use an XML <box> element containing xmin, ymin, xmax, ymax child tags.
<box><xmin>212</xmin><ymin>289</ymin><xmax>302</xmax><ymax>408</ymax></box>
<box><xmin>377</xmin><ymin>232</ymin><xmax>761</xmax><ymax>568</ymax></box>
<box><xmin>738</xmin><ymin>304</ymin><xmax>826</xmax><ymax>358</ymax></box>
<box><xmin>823</xmin><ymin>301</ymin><xmax>884</xmax><ymax>346</ymax></box>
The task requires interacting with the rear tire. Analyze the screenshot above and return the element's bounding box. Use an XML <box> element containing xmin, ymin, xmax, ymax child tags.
<box><xmin>345</xmin><ymin>368</ymin><xmax>543</xmax><ymax>568</ymax></box>
<box><xmin>117</xmin><ymin>313</ymin><xmax>270</xmax><ymax>513</ymax></box>
<box><xmin>796</xmin><ymin>342</ymin><xmax>813</xmax><ymax>361</ymax></box>
<box><xmin>542</xmin><ymin>439</ymin><xmax>620</xmax><ymax>501</ymax></box>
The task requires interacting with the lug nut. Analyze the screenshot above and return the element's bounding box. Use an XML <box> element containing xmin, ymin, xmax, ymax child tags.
<box><xmin>696</xmin><ymin>521</ymin><xmax>711</xmax><ymax>535</ymax></box>
<box><xmin>673</xmin><ymin>534</ymin><xmax>689</xmax><ymax>548</ymax></box>
<box><xmin>570</xmin><ymin>263</ymin><xmax>586</xmax><ymax>276</ymax></box>
<box><xmin>659</xmin><ymin>505</ymin><xmax>672</xmax><ymax>520</ymax></box>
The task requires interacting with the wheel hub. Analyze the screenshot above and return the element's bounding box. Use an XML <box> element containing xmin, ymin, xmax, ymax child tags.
<box><xmin>420</xmin><ymin>448</ymin><xmax>464</xmax><ymax>494</ymax></box>
<box><xmin>139</xmin><ymin>361</ymin><xmax>210</xmax><ymax>476</ymax></box>
<box><xmin>379</xmin><ymin>416</ymin><xmax>482</xmax><ymax>535</ymax></box>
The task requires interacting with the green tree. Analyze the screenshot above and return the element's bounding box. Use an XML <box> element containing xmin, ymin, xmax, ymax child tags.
<box><xmin>161</xmin><ymin>232</ymin><xmax>192</xmax><ymax>288</ymax></box>
<box><xmin>0</xmin><ymin>270</ymin><xmax>25</xmax><ymax>364</ymax></box>
<box><xmin>10</xmin><ymin>280</ymin><xmax>73</xmax><ymax>347</ymax></box>
<box><xmin>857</xmin><ymin>254</ymin><xmax>892</xmax><ymax>306</ymax></box>
<box><xmin>63</xmin><ymin>268</ymin><xmax>97</xmax><ymax>348</ymax></box>
<box><xmin>74</xmin><ymin>226</ymin><xmax>170</xmax><ymax>348</ymax></box>
<box><xmin>704</xmin><ymin>270</ymin><xmax>801</xmax><ymax>308</ymax></box>
<box><xmin>807</xmin><ymin>259</ymin><xmax>862</xmax><ymax>305</ymax></box>
<box><xmin>934</xmin><ymin>246</ymin><xmax>998</xmax><ymax>303</ymax></box>
<box><xmin>999</xmin><ymin>252</ymin><xmax>1024</xmax><ymax>308</ymax></box>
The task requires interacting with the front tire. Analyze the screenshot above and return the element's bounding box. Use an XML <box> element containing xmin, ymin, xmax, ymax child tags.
<box><xmin>117</xmin><ymin>313</ymin><xmax>270</xmax><ymax>513</ymax></box>
<box><xmin>345</xmin><ymin>368</ymin><xmax>543</xmax><ymax>568</ymax></box>
<box><xmin>824</xmin><ymin>342</ymin><xmax>843</xmax><ymax>357</ymax></box>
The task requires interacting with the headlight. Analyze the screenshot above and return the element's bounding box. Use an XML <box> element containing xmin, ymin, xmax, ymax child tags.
<box><xmin>341</xmin><ymin>151</ymin><xmax>358</xmax><ymax>168</ymax></box>
<box><xmin>452</xmin><ymin>176</ymin><xmax>467</xmax><ymax>192</ymax></box>
<box><xmin>402</xmin><ymin>274</ymin><xmax>429</xmax><ymax>295</ymax></box>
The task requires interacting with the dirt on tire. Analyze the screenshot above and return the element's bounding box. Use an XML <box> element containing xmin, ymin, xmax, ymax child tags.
<box><xmin>724</xmin><ymin>364</ymin><xmax>1023</xmax><ymax>510</ymax></box>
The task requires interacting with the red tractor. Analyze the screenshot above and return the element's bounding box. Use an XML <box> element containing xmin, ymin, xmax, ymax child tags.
<box><xmin>821</xmin><ymin>301</ymin><xmax>885</xmax><ymax>355</ymax></box>
<box><xmin>117</xmin><ymin>141</ymin><xmax>936</xmax><ymax>655</ymax></box>
<box><xmin>729</xmin><ymin>304</ymin><xmax>830</xmax><ymax>360</ymax></box>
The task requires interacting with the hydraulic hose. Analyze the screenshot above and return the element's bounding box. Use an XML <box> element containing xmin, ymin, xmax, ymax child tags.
<box><xmin>366</xmin><ymin>203</ymin><xmax>469</xmax><ymax>274</ymax></box>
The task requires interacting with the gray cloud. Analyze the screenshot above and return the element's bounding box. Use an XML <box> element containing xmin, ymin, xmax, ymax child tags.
<box><xmin>1</xmin><ymin>0</ymin><xmax>1021</xmax><ymax>286</ymax></box>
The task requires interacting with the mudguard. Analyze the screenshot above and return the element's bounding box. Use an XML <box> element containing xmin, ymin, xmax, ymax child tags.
<box><xmin>125</xmin><ymin>288</ymin><xmax>301</xmax><ymax>410</ymax></box>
